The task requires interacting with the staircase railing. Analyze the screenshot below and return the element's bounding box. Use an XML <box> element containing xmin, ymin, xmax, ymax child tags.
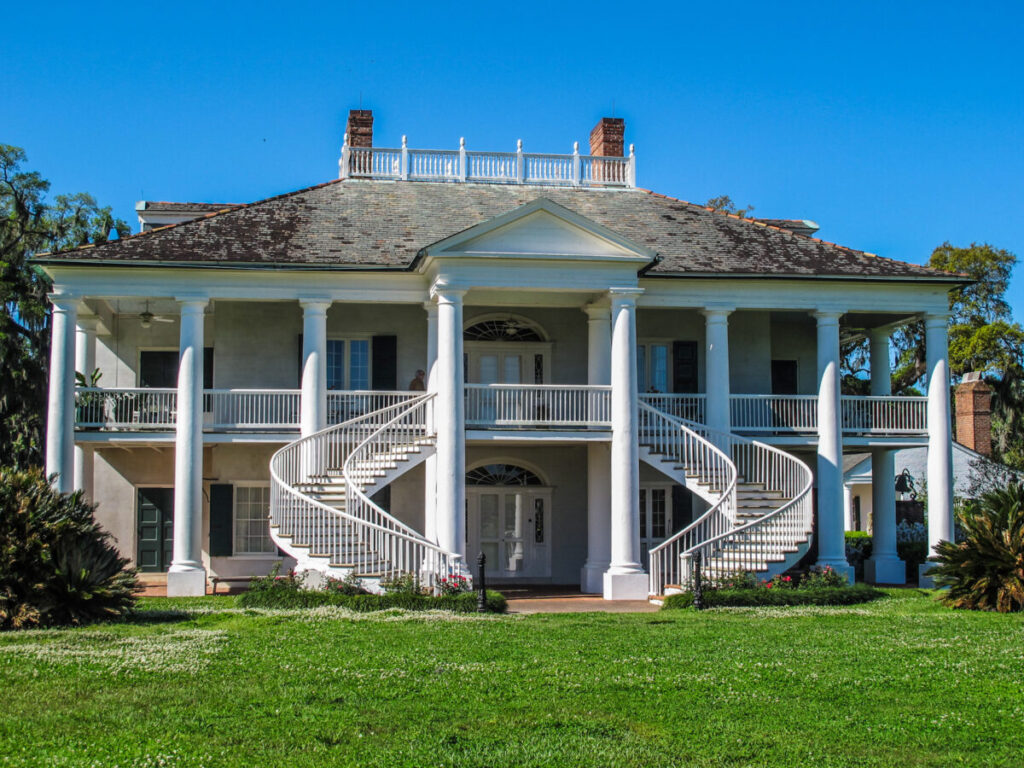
<box><xmin>640</xmin><ymin>403</ymin><xmax>738</xmax><ymax>593</ymax></box>
<box><xmin>645</xmin><ymin>406</ymin><xmax>814</xmax><ymax>594</ymax></box>
<box><xmin>343</xmin><ymin>394</ymin><xmax>465</xmax><ymax>581</ymax></box>
<box><xmin>270</xmin><ymin>393</ymin><xmax>462</xmax><ymax>586</ymax></box>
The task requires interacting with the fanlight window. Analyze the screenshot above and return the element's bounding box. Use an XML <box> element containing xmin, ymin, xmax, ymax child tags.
<box><xmin>464</xmin><ymin>318</ymin><xmax>544</xmax><ymax>342</ymax></box>
<box><xmin>466</xmin><ymin>464</ymin><xmax>543</xmax><ymax>486</ymax></box>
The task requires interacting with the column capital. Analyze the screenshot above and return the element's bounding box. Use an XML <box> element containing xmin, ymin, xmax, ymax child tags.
<box><xmin>48</xmin><ymin>292</ymin><xmax>80</xmax><ymax>311</ymax></box>
<box><xmin>76</xmin><ymin>314</ymin><xmax>100</xmax><ymax>331</ymax></box>
<box><xmin>430</xmin><ymin>282</ymin><xmax>467</xmax><ymax>303</ymax></box>
<box><xmin>868</xmin><ymin>325</ymin><xmax>893</xmax><ymax>342</ymax></box>
<box><xmin>176</xmin><ymin>296</ymin><xmax>209</xmax><ymax>312</ymax></box>
<box><xmin>582</xmin><ymin>304</ymin><xmax>610</xmax><ymax>321</ymax></box>
<box><xmin>923</xmin><ymin>312</ymin><xmax>951</xmax><ymax>329</ymax></box>
<box><xmin>701</xmin><ymin>305</ymin><xmax>734</xmax><ymax>320</ymax></box>
<box><xmin>813</xmin><ymin>308</ymin><xmax>845</xmax><ymax>324</ymax></box>
<box><xmin>298</xmin><ymin>298</ymin><xmax>331</xmax><ymax>313</ymax></box>
<box><xmin>423</xmin><ymin>300</ymin><xmax>439</xmax><ymax>316</ymax></box>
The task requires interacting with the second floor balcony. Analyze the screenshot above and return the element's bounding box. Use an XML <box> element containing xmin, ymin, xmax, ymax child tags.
<box><xmin>73</xmin><ymin>386</ymin><xmax>929</xmax><ymax>440</ymax></box>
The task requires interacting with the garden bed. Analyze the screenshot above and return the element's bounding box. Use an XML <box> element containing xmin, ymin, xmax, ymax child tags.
<box><xmin>661</xmin><ymin>583</ymin><xmax>884</xmax><ymax>609</ymax></box>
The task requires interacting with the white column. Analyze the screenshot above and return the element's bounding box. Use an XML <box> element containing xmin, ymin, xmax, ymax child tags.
<box><xmin>604</xmin><ymin>287</ymin><xmax>648</xmax><ymax>600</ymax></box>
<box><xmin>582</xmin><ymin>305</ymin><xmax>611</xmax><ymax>593</ymax></box>
<box><xmin>423</xmin><ymin>301</ymin><xmax>439</xmax><ymax>545</ymax></box>
<box><xmin>45</xmin><ymin>294</ymin><xmax>78</xmax><ymax>494</ymax></box>
<box><xmin>702</xmin><ymin>307</ymin><xmax>733</xmax><ymax>434</ymax></box>
<box><xmin>814</xmin><ymin>310</ymin><xmax>853</xmax><ymax>581</ymax></box>
<box><xmin>921</xmin><ymin>312</ymin><xmax>954</xmax><ymax>586</ymax></box>
<box><xmin>299</xmin><ymin>300</ymin><xmax>329</xmax><ymax>437</ymax></box>
<box><xmin>433</xmin><ymin>285</ymin><xmax>466</xmax><ymax>562</ymax></box>
<box><xmin>168</xmin><ymin>298</ymin><xmax>207</xmax><ymax>597</ymax></box>
<box><xmin>843</xmin><ymin>484</ymin><xmax>854</xmax><ymax>531</ymax></box>
<box><xmin>73</xmin><ymin>314</ymin><xmax>98</xmax><ymax>500</ymax></box>
<box><xmin>865</xmin><ymin>327</ymin><xmax>905</xmax><ymax>584</ymax></box>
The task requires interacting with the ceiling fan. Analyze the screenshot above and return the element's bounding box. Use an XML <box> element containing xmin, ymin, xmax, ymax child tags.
<box><xmin>139</xmin><ymin>301</ymin><xmax>175</xmax><ymax>328</ymax></box>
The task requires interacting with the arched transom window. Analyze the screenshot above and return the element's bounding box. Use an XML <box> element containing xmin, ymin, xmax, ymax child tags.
<box><xmin>466</xmin><ymin>464</ymin><xmax>543</xmax><ymax>486</ymax></box>
<box><xmin>464</xmin><ymin>317</ymin><xmax>545</xmax><ymax>342</ymax></box>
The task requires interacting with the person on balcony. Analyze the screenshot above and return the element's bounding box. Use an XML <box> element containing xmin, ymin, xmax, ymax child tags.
<box><xmin>409</xmin><ymin>370</ymin><xmax>426</xmax><ymax>391</ymax></box>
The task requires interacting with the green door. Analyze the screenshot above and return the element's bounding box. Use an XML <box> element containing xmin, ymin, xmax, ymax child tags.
<box><xmin>137</xmin><ymin>488</ymin><xmax>174</xmax><ymax>572</ymax></box>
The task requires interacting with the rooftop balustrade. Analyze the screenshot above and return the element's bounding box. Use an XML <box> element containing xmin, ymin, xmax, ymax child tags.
<box><xmin>340</xmin><ymin>136</ymin><xmax>636</xmax><ymax>188</ymax></box>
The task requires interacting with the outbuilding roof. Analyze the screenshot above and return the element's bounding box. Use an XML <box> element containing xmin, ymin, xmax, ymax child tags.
<box><xmin>39</xmin><ymin>179</ymin><xmax>963</xmax><ymax>281</ymax></box>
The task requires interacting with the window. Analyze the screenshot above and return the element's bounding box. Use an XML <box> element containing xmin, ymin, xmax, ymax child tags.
<box><xmin>771</xmin><ymin>360</ymin><xmax>799</xmax><ymax>395</ymax></box>
<box><xmin>326</xmin><ymin>338</ymin><xmax>371</xmax><ymax>390</ymax></box>
<box><xmin>234</xmin><ymin>485</ymin><xmax>274</xmax><ymax>555</ymax></box>
<box><xmin>638</xmin><ymin>343</ymin><xmax>670</xmax><ymax>393</ymax></box>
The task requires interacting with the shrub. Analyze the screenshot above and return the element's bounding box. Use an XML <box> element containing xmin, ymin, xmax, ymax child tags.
<box><xmin>378</xmin><ymin>571</ymin><xmax>424</xmax><ymax>595</ymax></box>
<box><xmin>802</xmin><ymin>565</ymin><xmax>847</xmax><ymax>589</ymax></box>
<box><xmin>437</xmin><ymin>574</ymin><xmax>471</xmax><ymax>595</ymax></box>
<box><xmin>238</xmin><ymin>583</ymin><xmax>507</xmax><ymax>613</ymax></box>
<box><xmin>845</xmin><ymin>531</ymin><xmax>873</xmax><ymax>580</ymax></box>
<box><xmin>931</xmin><ymin>484</ymin><xmax>1024</xmax><ymax>612</ymax></box>
<box><xmin>661</xmin><ymin>584</ymin><xmax>883</xmax><ymax>610</ymax></box>
<box><xmin>0</xmin><ymin>468</ymin><xmax>139</xmax><ymax>629</ymax></box>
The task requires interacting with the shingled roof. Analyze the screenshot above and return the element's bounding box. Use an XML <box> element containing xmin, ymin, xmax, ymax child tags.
<box><xmin>38</xmin><ymin>179</ymin><xmax>962</xmax><ymax>281</ymax></box>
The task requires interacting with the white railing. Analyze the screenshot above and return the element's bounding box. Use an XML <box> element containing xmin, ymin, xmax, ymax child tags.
<box><xmin>465</xmin><ymin>384</ymin><xmax>611</xmax><ymax>428</ymax></box>
<box><xmin>841</xmin><ymin>396</ymin><xmax>928</xmax><ymax>434</ymax></box>
<box><xmin>341</xmin><ymin>136</ymin><xmax>636</xmax><ymax>188</ymax></box>
<box><xmin>729</xmin><ymin>394</ymin><xmax>928</xmax><ymax>436</ymax></box>
<box><xmin>641</xmin><ymin>404</ymin><xmax>738</xmax><ymax>594</ymax></box>
<box><xmin>326</xmin><ymin>391</ymin><xmax>421</xmax><ymax>425</ymax></box>
<box><xmin>205</xmin><ymin>389</ymin><xmax>300</xmax><ymax>430</ymax></box>
<box><xmin>74</xmin><ymin>387</ymin><xmax>177</xmax><ymax>430</ymax></box>
<box><xmin>645</xmin><ymin>407</ymin><xmax>814</xmax><ymax>595</ymax></box>
<box><xmin>74</xmin><ymin>388</ymin><xmax>417</xmax><ymax>431</ymax></box>
<box><xmin>270</xmin><ymin>394</ymin><xmax>463</xmax><ymax>586</ymax></box>
<box><xmin>639</xmin><ymin>393</ymin><xmax>707</xmax><ymax>424</ymax></box>
<box><xmin>730</xmin><ymin>395</ymin><xmax>818</xmax><ymax>433</ymax></box>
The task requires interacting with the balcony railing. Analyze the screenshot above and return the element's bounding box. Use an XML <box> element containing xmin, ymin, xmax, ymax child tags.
<box><xmin>341</xmin><ymin>137</ymin><xmax>636</xmax><ymax>188</ymax></box>
<box><xmin>74</xmin><ymin>387</ymin><xmax>928</xmax><ymax>437</ymax></box>
<box><xmin>465</xmin><ymin>384</ymin><xmax>611</xmax><ymax>428</ymax></box>
<box><xmin>726</xmin><ymin>394</ymin><xmax>927</xmax><ymax>435</ymax></box>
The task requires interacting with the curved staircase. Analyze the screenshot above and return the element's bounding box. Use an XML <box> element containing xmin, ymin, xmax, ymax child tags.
<box><xmin>269</xmin><ymin>394</ymin><xmax>464</xmax><ymax>590</ymax></box>
<box><xmin>640</xmin><ymin>402</ymin><xmax>814</xmax><ymax>595</ymax></box>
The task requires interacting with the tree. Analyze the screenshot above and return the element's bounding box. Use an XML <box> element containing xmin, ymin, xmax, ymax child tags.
<box><xmin>0</xmin><ymin>145</ymin><xmax>129</xmax><ymax>469</ymax></box>
<box><xmin>705</xmin><ymin>195</ymin><xmax>755</xmax><ymax>219</ymax></box>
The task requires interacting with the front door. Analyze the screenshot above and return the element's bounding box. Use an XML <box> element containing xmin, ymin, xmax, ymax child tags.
<box><xmin>467</xmin><ymin>488</ymin><xmax>551</xmax><ymax>579</ymax></box>
<box><xmin>137</xmin><ymin>487</ymin><xmax>174</xmax><ymax>572</ymax></box>
<box><xmin>639</xmin><ymin>486</ymin><xmax>672</xmax><ymax>571</ymax></box>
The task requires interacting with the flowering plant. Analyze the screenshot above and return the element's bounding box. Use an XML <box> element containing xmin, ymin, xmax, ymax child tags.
<box><xmin>437</xmin><ymin>574</ymin><xmax>471</xmax><ymax>595</ymax></box>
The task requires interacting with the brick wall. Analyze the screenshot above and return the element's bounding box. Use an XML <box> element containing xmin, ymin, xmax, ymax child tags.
<box><xmin>589</xmin><ymin>117</ymin><xmax>624</xmax><ymax>157</ymax></box>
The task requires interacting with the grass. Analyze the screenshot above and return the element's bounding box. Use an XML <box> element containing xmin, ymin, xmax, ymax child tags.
<box><xmin>0</xmin><ymin>590</ymin><xmax>1022</xmax><ymax>767</ymax></box>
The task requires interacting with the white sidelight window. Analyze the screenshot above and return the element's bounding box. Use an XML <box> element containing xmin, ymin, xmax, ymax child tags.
<box><xmin>639</xmin><ymin>485</ymin><xmax>673</xmax><ymax>569</ymax></box>
<box><xmin>326</xmin><ymin>338</ymin><xmax>371</xmax><ymax>390</ymax></box>
<box><xmin>637</xmin><ymin>342</ymin><xmax>670</xmax><ymax>393</ymax></box>
<box><xmin>234</xmin><ymin>485</ymin><xmax>275</xmax><ymax>555</ymax></box>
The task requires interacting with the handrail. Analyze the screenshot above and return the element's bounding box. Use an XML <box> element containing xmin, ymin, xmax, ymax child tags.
<box><xmin>269</xmin><ymin>393</ymin><xmax>462</xmax><ymax>587</ymax></box>
<box><xmin>641</xmin><ymin>403</ymin><xmax>738</xmax><ymax>594</ymax></box>
<box><xmin>645</xmin><ymin>406</ymin><xmax>814</xmax><ymax>594</ymax></box>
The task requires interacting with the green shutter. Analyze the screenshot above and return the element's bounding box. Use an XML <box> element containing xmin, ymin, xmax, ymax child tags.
<box><xmin>372</xmin><ymin>335</ymin><xmax>398</xmax><ymax>390</ymax></box>
<box><xmin>209</xmin><ymin>484</ymin><xmax>233</xmax><ymax>557</ymax></box>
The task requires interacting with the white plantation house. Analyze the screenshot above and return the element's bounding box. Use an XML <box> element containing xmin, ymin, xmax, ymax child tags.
<box><xmin>38</xmin><ymin>111</ymin><xmax>965</xmax><ymax>599</ymax></box>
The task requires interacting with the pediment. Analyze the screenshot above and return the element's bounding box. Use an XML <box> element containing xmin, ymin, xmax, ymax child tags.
<box><xmin>422</xmin><ymin>198</ymin><xmax>655</xmax><ymax>264</ymax></box>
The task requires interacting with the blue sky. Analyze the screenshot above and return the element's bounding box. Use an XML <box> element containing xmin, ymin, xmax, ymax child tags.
<box><xmin>3</xmin><ymin>1</ymin><xmax>1022</xmax><ymax>312</ymax></box>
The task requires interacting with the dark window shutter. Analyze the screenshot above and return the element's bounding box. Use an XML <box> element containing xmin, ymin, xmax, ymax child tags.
<box><xmin>771</xmin><ymin>360</ymin><xmax>798</xmax><ymax>395</ymax></box>
<box><xmin>672</xmin><ymin>341</ymin><xmax>698</xmax><ymax>393</ymax></box>
<box><xmin>203</xmin><ymin>347</ymin><xmax>214</xmax><ymax>389</ymax></box>
<box><xmin>672</xmin><ymin>485</ymin><xmax>694</xmax><ymax>533</ymax></box>
<box><xmin>372</xmin><ymin>335</ymin><xmax>398</xmax><ymax>390</ymax></box>
<box><xmin>209</xmin><ymin>484</ymin><xmax>233</xmax><ymax>557</ymax></box>
<box><xmin>297</xmin><ymin>334</ymin><xmax>303</xmax><ymax>388</ymax></box>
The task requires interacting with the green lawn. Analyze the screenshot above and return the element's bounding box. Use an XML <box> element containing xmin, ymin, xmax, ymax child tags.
<box><xmin>0</xmin><ymin>590</ymin><xmax>1022</xmax><ymax>767</ymax></box>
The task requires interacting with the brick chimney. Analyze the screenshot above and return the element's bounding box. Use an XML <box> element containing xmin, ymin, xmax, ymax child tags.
<box><xmin>589</xmin><ymin>117</ymin><xmax>624</xmax><ymax>157</ymax></box>
<box><xmin>346</xmin><ymin>109</ymin><xmax>373</xmax><ymax>148</ymax></box>
<box><xmin>956</xmin><ymin>372</ymin><xmax>993</xmax><ymax>455</ymax></box>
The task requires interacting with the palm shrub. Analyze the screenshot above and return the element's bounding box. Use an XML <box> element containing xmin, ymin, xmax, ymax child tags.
<box><xmin>0</xmin><ymin>467</ymin><xmax>139</xmax><ymax>629</ymax></box>
<box><xmin>931</xmin><ymin>483</ymin><xmax>1024</xmax><ymax>612</ymax></box>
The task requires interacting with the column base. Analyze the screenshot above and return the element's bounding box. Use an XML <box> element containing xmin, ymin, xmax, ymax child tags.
<box><xmin>865</xmin><ymin>556</ymin><xmax>906</xmax><ymax>585</ymax></box>
<box><xmin>580</xmin><ymin>562</ymin><xmax>609</xmax><ymax>594</ymax></box>
<box><xmin>603</xmin><ymin>570</ymin><xmax>649</xmax><ymax>601</ymax></box>
<box><xmin>918</xmin><ymin>562</ymin><xmax>942</xmax><ymax>589</ymax></box>
<box><xmin>167</xmin><ymin>568</ymin><xmax>207</xmax><ymax>597</ymax></box>
<box><xmin>815</xmin><ymin>560</ymin><xmax>855</xmax><ymax>584</ymax></box>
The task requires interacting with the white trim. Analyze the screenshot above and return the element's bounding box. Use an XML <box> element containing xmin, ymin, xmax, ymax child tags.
<box><xmin>231</xmin><ymin>482</ymin><xmax>276</xmax><ymax>557</ymax></box>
